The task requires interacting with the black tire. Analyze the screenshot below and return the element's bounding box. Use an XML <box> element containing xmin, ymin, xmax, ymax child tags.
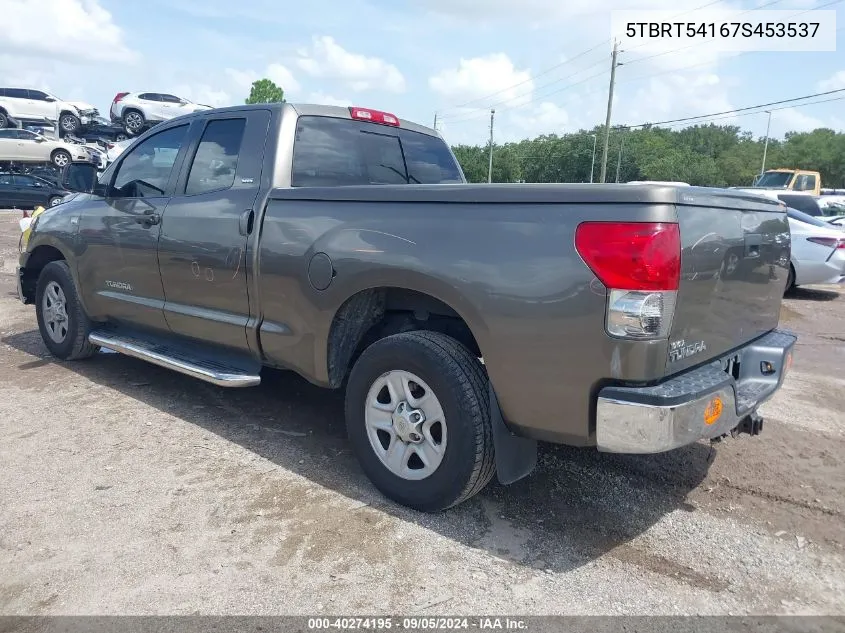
<box><xmin>0</xmin><ymin>111</ymin><xmax>8</xmax><ymax>128</ymax></box>
<box><xmin>345</xmin><ymin>331</ymin><xmax>495</xmax><ymax>512</ymax></box>
<box><xmin>122</xmin><ymin>110</ymin><xmax>145</xmax><ymax>136</ymax></box>
<box><xmin>51</xmin><ymin>150</ymin><xmax>71</xmax><ymax>168</ymax></box>
<box><xmin>785</xmin><ymin>264</ymin><xmax>796</xmax><ymax>294</ymax></box>
<box><xmin>59</xmin><ymin>112</ymin><xmax>81</xmax><ymax>134</ymax></box>
<box><xmin>47</xmin><ymin>195</ymin><xmax>63</xmax><ymax>207</ymax></box>
<box><xmin>35</xmin><ymin>261</ymin><xmax>98</xmax><ymax>361</ymax></box>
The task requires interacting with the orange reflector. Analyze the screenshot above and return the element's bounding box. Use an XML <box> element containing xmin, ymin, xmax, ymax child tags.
<box><xmin>785</xmin><ymin>352</ymin><xmax>794</xmax><ymax>373</ymax></box>
<box><xmin>704</xmin><ymin>397</ymin><xmax>723</xmax><ymax>425</ymax></box>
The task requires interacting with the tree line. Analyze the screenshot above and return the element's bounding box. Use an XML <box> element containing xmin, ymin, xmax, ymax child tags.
<box><xmin>451</xmin><ymin>124</ymin><xmax>845</xmax><ymax>189</ymax></box>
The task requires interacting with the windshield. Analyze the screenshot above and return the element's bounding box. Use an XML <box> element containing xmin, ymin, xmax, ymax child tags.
<box><xmin>755</xmin><ymin>172</ymin><xmax>793</xmax><ymax>187</ymax></box>
<box><xmin>787</xmin><ymin>207</ymin><xmax>831</xmax><ymax>228</ymax></box>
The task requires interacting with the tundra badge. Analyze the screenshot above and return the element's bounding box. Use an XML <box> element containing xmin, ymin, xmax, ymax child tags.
<box><xmin>669</xmin><ymin>338</ymin><xmax>707</xmax><ymax>363</ymax></box>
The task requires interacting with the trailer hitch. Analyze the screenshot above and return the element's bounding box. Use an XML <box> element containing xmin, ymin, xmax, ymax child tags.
<box><xmin>731</xmin><ymin>412</ymin><xmax>764</xmax><ymax>437</ymax></box>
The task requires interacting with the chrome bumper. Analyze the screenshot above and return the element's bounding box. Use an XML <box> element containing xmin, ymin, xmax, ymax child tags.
<box><xmin>596</xmin><ymin>329</ymin><xmax>796</xmax><ymax>453</ymax></box>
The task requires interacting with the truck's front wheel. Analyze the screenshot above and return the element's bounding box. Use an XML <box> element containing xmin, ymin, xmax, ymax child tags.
<box><xmin>35</xmin><ymin>261</ymin><xmax>98</xmax><ymax>361</ymax></box>
<box><xmin>345</xmin><ymin>331</ymin><xmax>495</xmax><ymax>512</ymax></box>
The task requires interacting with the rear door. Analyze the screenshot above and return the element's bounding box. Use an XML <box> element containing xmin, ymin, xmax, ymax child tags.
<box><xmin>157</xmin><ymin>108</ymin><xmax>271</xmax><ymax>352</ymax></box>
<box><xmin>667</xmin><ymin>189</ymin><xmax>790</xmax><ymax>374</ymax></box>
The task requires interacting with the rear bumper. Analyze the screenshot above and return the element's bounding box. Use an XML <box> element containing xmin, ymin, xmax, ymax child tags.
<box><xmin>596</xmin><ymin>329</ymin><xmax>796</xmax><ymax>453</ymax></box>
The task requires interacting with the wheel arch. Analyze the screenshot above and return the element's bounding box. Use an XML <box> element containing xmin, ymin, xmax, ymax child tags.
<box><xmin>20</xmin><ymin>243</ymin><xmax>68</xmax><ymax>303</ymax></box>
<box><xmin>324</xmin><ymin>282</ymin><xmax>489</xmax><ymax>390</ymax></box>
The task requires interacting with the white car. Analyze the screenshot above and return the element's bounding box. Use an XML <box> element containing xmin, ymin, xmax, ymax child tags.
<box><xmin>105</xmin><ymin>138</ymin><xmax>134</xmax><ymax>165</ymax></box>
<box><xmin>109</xmin><ymin>92</ymin><xmax>211</xmax><ymax>136</ymax></box>
<box><xmin>786</xmin><ymin>207</ymin><xmax>845</xmax><ymax>290</ymax></box>
<box><xmin>0</xmin><ymin>128</ymin><xmax>95</xmax><ymax>167</ymax></box>
<box><xmin>0</xmin><ymin>87</ymin><xmax>98</xmax><ymax>135</ymax></box>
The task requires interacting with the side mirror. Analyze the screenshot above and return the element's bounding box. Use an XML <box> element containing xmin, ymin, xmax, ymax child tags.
<box><xmin>34</xmin><ymin>182</ymin><xmax>43</xmax><ymax>188</ymax></box>
<box><xmin>44</xmin><ymin>96</ymin><xmax>56</xmax><ymax>102</ymax></box>
<box><xmin>34</xmin><ymin>137</ymin><xmax>46</xmax><ymax>143</ymax></box>
<box><xmin>61</xmin><ymin>162</ymin><xmax>97</xmax><ymax>193</ymax></box>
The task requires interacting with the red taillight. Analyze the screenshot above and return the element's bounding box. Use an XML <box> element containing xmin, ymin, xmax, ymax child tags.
<box><xmin>807</xmin><ymin>236</ymin><xmax>842</xmax><ymax>249</ymax></box>
<box><xmin>113</xmin><ymin>92</ymin><xmax>128</xmax><ymax>103</ymax></box>
<box><xmin>575</xmin><ymin>222</ymin><xmax>681</xmax><ymax>291</ymax></box>
<box><xmin>349</xmin><ymin>107</ymin><xmax>400</xmax><ymax>127</ymax></box>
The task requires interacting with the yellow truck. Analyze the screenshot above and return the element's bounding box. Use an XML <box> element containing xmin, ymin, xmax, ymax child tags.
<box><xmin>753</xmin><ymin>168</ymin><xmax>822</xmax><ymax>195</ymax></box>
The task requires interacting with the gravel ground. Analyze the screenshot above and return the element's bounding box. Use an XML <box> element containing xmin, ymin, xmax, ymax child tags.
<box><xmin>0</xmin><ymin>208</ymin><xmax>843</xmax><ymax>615</ymax></box>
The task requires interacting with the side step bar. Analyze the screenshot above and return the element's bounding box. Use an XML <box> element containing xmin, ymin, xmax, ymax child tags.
<box><xmin>88</xmin><ymin>331</ymin><xmax>261</xmax><ymax>388</ymax></box>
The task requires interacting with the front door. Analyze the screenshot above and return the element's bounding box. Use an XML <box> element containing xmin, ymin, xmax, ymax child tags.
<box><xmin>157</xmin><ymin>109</ymin><xmax>270</xmax><ymax>352</ymax></box>
<box><xmin>75</xmin><ymin>122</ymin><xmax>193</xmax><ymax>334</ymax></box>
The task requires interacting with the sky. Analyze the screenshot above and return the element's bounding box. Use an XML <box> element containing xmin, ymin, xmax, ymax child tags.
<box><xmin>2</xmin><ymin>0</ymin><xmax>844</xmax><ymax>146</ymax></box>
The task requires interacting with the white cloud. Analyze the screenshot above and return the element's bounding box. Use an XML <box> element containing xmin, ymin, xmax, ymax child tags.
<box><xmin>819</xmin><ymin>70</ymin><xmax>845</xmax><ymax>92</ymax></box>
<box><xmin>266</xmin><ymin>64</ymin><xmax>302</xmax><ymax>93</ymax></box>
<box><xmin>2</xmin><ymin>0</ymin><xmax>136</xmax><ymax>64</ymax></box>
<box><xmin>225</xmin><ymin>64</ymin><xmax>301</xmax><ymax>99</ymax></box>
<box><xmin>624</xmin><ymin>72</ymin><xmax>732</xmax><ymax>127</ymax></box>
<box><xmin>770</xmin><ymin>108</ymin><xmax>828</xmax><ymax>135</ymax></box>
<box><xmin>172</xmin><ymin>85</ymin><xmax>233</xmax><ymax>108</ymax></box>
<box><xmin>429</xmin><ymin>53</ymin><xmax>533</xmax><ymax>108</ymax></box>
<box><xmin>306</xmin><ymin>92</ymin><xmax>353</xmax><ymax>107</ymax></box>
<box><xmin>296</xmin><ymin>36</ymin><xmax>406</xmax><ymax>93</ymax></box>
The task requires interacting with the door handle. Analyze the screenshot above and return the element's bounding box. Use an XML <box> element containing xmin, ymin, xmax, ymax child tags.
<box><xmin>239</xmin><ymin>209</ymin><xmax>255</xmax><ymax>236</ymax></box>
<box><xmin>136</xmin><ymin>212</ymin><xmax>160</xmax><ymax>226</ymax></box>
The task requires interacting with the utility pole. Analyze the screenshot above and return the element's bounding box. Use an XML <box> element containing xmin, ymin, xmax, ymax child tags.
<box><xmin>487</xmin><ymin>109</ymin><xmax>495</xmax><ymax>183</ymax></box>
<box><xmin>433</xmin><ymin>112</ymin><xmax>438</xmax><ymax>132</ymax></box>
<box><xmin>760</xmin><ymin>110</ymin><xmax>772</xmax><ymax>175</ymax></box>
<box><xmin>599</xmin><ymin>39</ymin><xmax>620</xmax><ymax>184</ymax></box>
<box><xmin>615</xmin><ymin>130</ymin><xmax>625</xmax><ymax>183</ymax></box>
<box><xmin>589</xmin><ymin>133</ymin><xmax>597</xmax><ymax>183</ymax></box>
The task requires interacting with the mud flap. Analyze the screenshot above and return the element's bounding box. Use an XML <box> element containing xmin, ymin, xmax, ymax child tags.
<box><xmin>489</xmin><ymin>384</ymin><xmax>537</xmax><ymax>485</ymax></box>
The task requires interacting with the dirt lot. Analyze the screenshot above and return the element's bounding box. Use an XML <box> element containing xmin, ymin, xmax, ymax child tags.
<box><xmin>0</xmin><ymin>208</ymin><xmax>844</xmax><ymax>615</ymax></box>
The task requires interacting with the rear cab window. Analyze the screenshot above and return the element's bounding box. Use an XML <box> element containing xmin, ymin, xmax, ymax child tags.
<box><xmin>291</xmin><ymin>116</ymin><xmax>463</xmax><ymax>187</ymax></box>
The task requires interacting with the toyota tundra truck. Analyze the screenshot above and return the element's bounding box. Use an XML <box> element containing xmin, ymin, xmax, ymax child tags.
<box><xmin>16</xmin><ymin>102</ymin><xmax>796</xmax><ymax>511</ymax></box>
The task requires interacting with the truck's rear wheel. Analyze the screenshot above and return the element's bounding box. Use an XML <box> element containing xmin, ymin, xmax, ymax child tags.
<box><xmin>35</xmin><ymin>261</ymin><xmax>98</xmax><ymax>360</ymax></box>
<box><xmin>345</xmin><ymin>331</ymin><xmax>495</xmax><ymax>512</ymax></box>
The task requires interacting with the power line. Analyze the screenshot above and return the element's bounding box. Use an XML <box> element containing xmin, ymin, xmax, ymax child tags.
<box><xmin>655</xmin><ymin>95</ymin><xmax>845</xmax><ymax>128</ymax></box>
<box><xmin>620</xmin><ymin>88</ymin><xmax>845</xmax><ymax>129</ymax></box>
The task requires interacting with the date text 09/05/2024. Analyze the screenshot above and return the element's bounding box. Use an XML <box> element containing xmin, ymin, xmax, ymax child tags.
<box><xmin>307</xmin><ymin>617</ymin><xmax>528</xmax><ymax>630</ymax></box>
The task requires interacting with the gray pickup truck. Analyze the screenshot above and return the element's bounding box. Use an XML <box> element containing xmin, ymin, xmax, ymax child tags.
<box><xmin>17</xmin><ymin>102</ymin><xmax>796</xmax><ymax>511</ymax></box>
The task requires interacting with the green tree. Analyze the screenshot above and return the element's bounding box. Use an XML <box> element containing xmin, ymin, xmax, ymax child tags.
<box><xmin>245</xmin><ymin>78</ymin><xmax>285</xmax><ymax>104</ymax></box>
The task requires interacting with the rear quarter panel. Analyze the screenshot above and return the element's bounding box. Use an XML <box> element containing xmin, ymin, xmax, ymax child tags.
<box><xmin>257</xmin><ymin>189</ymin><xmax>678</xmax><ymax>444</ymax></box>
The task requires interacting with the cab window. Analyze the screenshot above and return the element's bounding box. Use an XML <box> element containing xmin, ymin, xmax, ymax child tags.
<box><xmin>184</xmin><ymin>118</ymin><xmax>246</xmax><ymax>195</ymax></box>
<box><xmin>111</xmin><ymin>125</ymin><xmax>188</xmax><ymax>198</ymax></box>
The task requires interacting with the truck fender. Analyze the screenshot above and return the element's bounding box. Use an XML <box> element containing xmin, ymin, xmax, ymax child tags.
<box><xmin>489</xmin><ymin>382</ymin><xmax>537</xmax><ymax>485</ymax></box>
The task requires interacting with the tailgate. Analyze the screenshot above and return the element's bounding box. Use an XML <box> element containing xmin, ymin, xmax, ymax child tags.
<box><xmin>666</xmin><ymin>189</ymin><xmax>790</xmax><ymax>375</ymax></box>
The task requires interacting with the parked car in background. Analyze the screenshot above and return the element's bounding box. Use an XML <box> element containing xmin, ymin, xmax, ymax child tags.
<box><xmin>16</xmin><ymin>165</ymin><xmax>61</xmax><ymax>187</ymax></box>
<box><xmin>0</xmin><ymin>88</ymin><xmax>98</xmax><ymax>135</ymax></box>
<box><xmin>105</xmin><ymin>138</ymin><xmax>133</xmax><ymax>165</ymax></box>
<box><xmin>819</xmin><ymin>196</ymin><xmax>845</xmax><ymax>216</ymax></box>
<box><xmin>0</xmin><ymin>129</ymin><xmax>95</xmax><ymax>167</ymax></box>
<box><xmin>0</xmin><ymin>172</ymin><xmax>69</xmax><ymax>208</ymax></box>
<box><xmin>751</xmin><ymin>168</ymin><xmax>822</xmax><ymax>195</ymax></box>
<box><xmin>76</xmin><ymin>116</ymin><xmax>130</xmax><ymax>144</ymax></box>
<box><xmin>786</xmin><ymin>207</ymin><xmax>845</xmax><ymax>290</ymax></box>
<box><xmin>736</xmin><ymin>188</ymin><xmax>824</xmax><ymax>216</ymax></box>
<box><xmin>109</xmin><ymin>92</ymin><xmax>211</xmax><ymax>136</ymax></box>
